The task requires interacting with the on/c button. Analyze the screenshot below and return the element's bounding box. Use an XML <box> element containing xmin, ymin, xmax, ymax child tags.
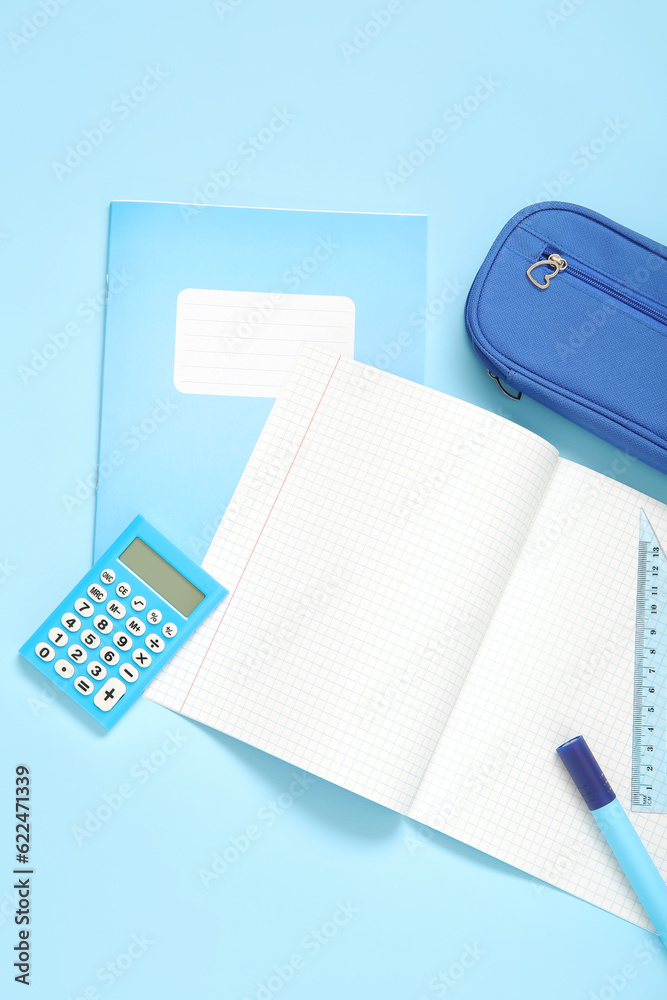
<box><xmin>93</xmin><ymin>679</ymin><xmax>126</xmax><ymax>712</ymax></box>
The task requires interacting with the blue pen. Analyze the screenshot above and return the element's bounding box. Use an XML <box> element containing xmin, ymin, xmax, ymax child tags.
<box><xmin>557</xmin><ymin>735</ymin><xmax>667</xmax><ymax>949</ymax></box>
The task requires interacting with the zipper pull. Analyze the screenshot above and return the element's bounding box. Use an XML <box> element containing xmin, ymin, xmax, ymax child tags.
<box><xmin>526</xmin><ymin>253</ymin><xmax>567</xmax><ymax>289</ymax></box>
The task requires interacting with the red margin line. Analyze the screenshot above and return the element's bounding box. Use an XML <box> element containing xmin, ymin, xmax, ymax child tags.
<box><xmin>179</xmin><ymin>355</ymin><xmax>342</xmax><ymax>712</ymax></box>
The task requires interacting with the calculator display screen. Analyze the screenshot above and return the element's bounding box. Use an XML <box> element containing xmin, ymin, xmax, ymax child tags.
<box><xmin>119</xmin><ymin>538</ymin><xmax>205</xmax><ymax>617</ymax></box>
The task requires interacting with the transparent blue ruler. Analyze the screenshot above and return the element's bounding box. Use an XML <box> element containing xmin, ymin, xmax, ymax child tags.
<box><xmin>632</xmin><ymin>510</ymin><xmax>667</xmax><ymax>812</ymax></box>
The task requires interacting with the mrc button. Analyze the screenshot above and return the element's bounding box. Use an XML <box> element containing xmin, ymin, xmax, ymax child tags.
<box><xmin>87</xmin><ymin>583</ymin><xmax>107</xmax><ymax>603</ymax></box>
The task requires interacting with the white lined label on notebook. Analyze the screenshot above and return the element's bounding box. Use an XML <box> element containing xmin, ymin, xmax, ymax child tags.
<box><xmin>174</xmin><ymin>288</ymin><xmax>355</xmax><ymax>397</ymax></box>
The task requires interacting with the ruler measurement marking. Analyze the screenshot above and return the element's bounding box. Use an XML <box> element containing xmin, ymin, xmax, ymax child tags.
<box><xmin>632</xmin><ymin>538</ymin><xmax>647</xmax><ymax>804</ymax></box>
<box><xmin>631</xmin><ymin>513</ymin><xmax>667</xmax><ymax>812</ymax></box>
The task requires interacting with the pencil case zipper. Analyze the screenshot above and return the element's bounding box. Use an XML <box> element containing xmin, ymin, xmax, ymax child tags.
<box><xmin>526</xmin><ymin>249</ymin><xmax>667</xmax><ymax>329</ymax></box>
<box><xmin>478</xmin><ymin>242</ymin><xmax>667</xmax><ymax>399</ymax></box>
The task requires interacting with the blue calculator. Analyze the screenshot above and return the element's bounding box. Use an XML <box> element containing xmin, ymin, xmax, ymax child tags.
<box><xmin>19</xmin><ymin>516</ymin><xmax>228</xmax><ymax>729</ymax></box>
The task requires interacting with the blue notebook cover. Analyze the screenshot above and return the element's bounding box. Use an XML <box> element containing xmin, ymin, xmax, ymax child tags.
<box><xmin>93</xmin><ymin>201</ymin><xmax>427</xmax><ymax>562</ymax></box>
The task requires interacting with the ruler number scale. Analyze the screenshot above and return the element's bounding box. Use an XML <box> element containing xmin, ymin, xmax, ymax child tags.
<box><xmin>631</xmin><ymin>510</ymin><xmax>667</xmax><ymax>812</ymax></box>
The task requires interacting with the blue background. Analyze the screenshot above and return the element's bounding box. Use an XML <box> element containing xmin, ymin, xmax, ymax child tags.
<box><xmin>2</xmin><ymin>1</ymin><xmax>667</xmax><ymax>998</ymax></box>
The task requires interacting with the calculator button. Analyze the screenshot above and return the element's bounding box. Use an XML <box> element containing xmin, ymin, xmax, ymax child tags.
<box><xmin>115</xmin><ymin>581</ymin><xmax>131</xmax><ymax>598</ymax></box>
<box><xmin>106</xmin><ymin>600</ymin><xmax>126</xmax><ymax>620</ymax></box>
<box><xmin>145</xmin><ymin>633</ymin><xmax>165</xmax><ymax>653</ymax></box>
<box><xmin>35</xmin><ymin>642</ymin><xmax>55</xmax><ymax>661</ymax></box>
<box><xmin>74</xmin><ymin>598</ymin><xmax>94</xmax><ymax>618</ymax></box>
<box><xmin>48</xmin><ymin>627</ymin><xmax>68</xmax><ymax>647</ymax></box>
<box><xmin>93</xmin><ymin>679</ymin><xmax>126</xmax><ymax>712</ymax></box>
<box><xmin>131</xmin><ymin>595</ymin><xmax>147</xmax><ymax>612</ymax></box>
<box><xmin>68</xmin><ymin>644</ymin><xmax>87</xmax><ymax>663</ymax></box>
<box><xmin>87</xmin><ymin>661</ymin><xmax>107</xmax><ymax>680</ymax></box>
<box><xmin>118</xmin><ymin>663</ymin><xmax>140</xmax><ymax>683</ymax></box>
<box><xmin>126</xmin><ymin>616</ymin><xmax>145</xmax><ymax>636</ymax></box>
<box><xmin>93</xmin><ymin>615</ymin><xmax>113</xmax><ymax>635</ymax></box>
<box><xmin>113</xmin><ymin>631</ymin><xmax>133</xmax><ymax>651</ymax></box>
<box><xmin>99</xmin><ymin>646</ymin><xmax>120</xmax><ymax>666</ymax></box>
<box><xmin>54</xmin><ymin>658</ymin><xmax>74</xmax><ymax>678</ymax></box>
<box><xmin>80</xmin><ymin>629</ymin><xmax>101</xmax><ymax>648</ymax></box>
<box><xmin>100</xmin><ymin>568</ymin><xmax>116</xmax><ymax>585</ymax></box>
<box><xmin>162</xmin><ymin>622</ymin><xmax>177</xmax><ymax>639</ymax></box>
<box><xmin>74</xmin><ymin>675</ymin><xmax>94</xmax><ymax>696</ymax></box>
<box><xmin>87</xmin><ymin>584</ymin><xmax>107</xmax><ymax>603</ymax></box>
<box><xmin>132</xmin><ymin>648</ymin><xmax>152</xmax><ymax>668</ymax></box>
<box><xmin>146</xmin><ymin>609</ymin><xmax>162</xmax><ymax>625</ymax></box>
<box><xmin>61</xmin><ymin>613</ymin><xmax>81</xmax><ymax>632</ymax></box>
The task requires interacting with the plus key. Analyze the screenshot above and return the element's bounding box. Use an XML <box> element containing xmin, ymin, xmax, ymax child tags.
<box><xmin>93</xmin><ymin>679</ymin><xmax>126</xmax><ymax>712</ymax></box>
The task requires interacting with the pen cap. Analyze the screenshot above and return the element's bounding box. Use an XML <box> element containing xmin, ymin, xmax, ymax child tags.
<box><xmin>557</xmin><ymin>735</ymin><xmax>616</xmax><ymax>811</ymax></box>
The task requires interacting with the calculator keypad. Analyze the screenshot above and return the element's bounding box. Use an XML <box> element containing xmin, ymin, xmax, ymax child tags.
<box><xmin>30</xmin><ymin>558</ymin><xmax>184</xmax><ymax>722</ymax></box>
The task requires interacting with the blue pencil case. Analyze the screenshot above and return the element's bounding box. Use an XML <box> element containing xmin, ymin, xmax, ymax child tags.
<box><xmin>465</xmin><ymin>201</ymin><xmax>667</xmax><ymax>474</ymax></box>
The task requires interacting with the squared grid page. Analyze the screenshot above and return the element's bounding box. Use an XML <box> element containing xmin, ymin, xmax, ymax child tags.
<box><xmin>146</xmin><ymin>348</ymin><xmax>557</xmax><ymax>812</ymax></box>
<box><xmin>409</xmin><ymin>459</ymin><xmax>667</xmax><ymax>931</ymax></box>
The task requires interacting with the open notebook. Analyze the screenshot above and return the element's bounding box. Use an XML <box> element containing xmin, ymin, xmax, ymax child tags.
<box><xmin>145</xmin><ymin>347</ymin><xmax>667</xmax><ymax>933</ymax></box>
